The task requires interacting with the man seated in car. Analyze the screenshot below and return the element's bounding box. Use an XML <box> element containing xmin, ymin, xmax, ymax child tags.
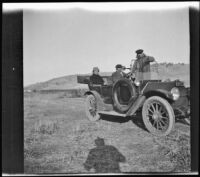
<box><xmin>89</xmin><ymin>67</ymin><xmax>104</xmax><ymax>85</ymax></box>
<box><xmin>111</xmin><ymin>64</ymin><xmax>126</xmax><ymax>83</ymax></box>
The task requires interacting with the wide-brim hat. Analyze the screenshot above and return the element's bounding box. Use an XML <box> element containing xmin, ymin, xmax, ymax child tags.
<box><xmin>135</xmin><ymin>49</ymin><xmax>144</xmax><ymax>55</ymax></box>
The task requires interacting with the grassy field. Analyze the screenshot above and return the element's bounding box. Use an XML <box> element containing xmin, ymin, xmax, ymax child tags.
<box><xmin>24</xmin><ymin>92</ymin><xmax>190</xmax><ymax>174</ymax></box>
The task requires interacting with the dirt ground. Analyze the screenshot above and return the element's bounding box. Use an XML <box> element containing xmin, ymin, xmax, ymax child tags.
<box><xmin>24</xmin><ymin>92</ymin><xmax>191</xmax><ymax>174</ymax></box>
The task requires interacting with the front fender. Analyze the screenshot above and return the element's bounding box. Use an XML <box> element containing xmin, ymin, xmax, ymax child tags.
<box><xmin>144</xmin><ymin>89</ymin><xmax>173</xmax><ymax>101</ymax></box>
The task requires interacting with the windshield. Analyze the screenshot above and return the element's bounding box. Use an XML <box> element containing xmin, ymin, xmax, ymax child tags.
<box><xmin>130</xmin><ymin>59</ymin><xmax>160</xmax><ymax>81</ymax></box>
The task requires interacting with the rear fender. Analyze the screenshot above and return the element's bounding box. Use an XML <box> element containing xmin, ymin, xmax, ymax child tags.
<box><xmin>84</xmin><ymin>90</ymin><xmax>105</xmax><ymax>111</ymax></box>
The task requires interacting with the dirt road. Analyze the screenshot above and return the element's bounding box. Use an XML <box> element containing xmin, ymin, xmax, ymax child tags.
<box><xmin>24</xmin><ymin>92</ymin><xmax>190</xmax><ymax>173</ymax></box>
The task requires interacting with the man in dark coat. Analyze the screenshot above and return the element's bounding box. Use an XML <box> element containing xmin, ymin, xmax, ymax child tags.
<box><xmin>90</xmin><ymin>67</ymin><xmax>104</xmax><ymax>85</ymax></box>
<box><xmin>111</xmin><ymin>64</ymin><xmax>126</xmax><ymax>83</ymax></box>
<box><xmin>132</xmin><ymin>49</ymin><xmax>155</xmax><ymax>80</ymax></box>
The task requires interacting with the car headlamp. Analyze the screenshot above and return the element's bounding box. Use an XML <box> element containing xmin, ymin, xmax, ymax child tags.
<box><xmin>171</xmin><ymin>87</ymin><xmax>180</xmax><ymax>100</ymax></box>
<box><xmin>134</xmin><ymin>80</ymin><xmax>140</xmax><ymax>86</ymax></box>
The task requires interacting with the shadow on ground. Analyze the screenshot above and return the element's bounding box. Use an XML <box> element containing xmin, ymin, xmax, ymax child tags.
<box><xmin>83</xmin><ymin>137</ymin><xmax>126</xmax><ymax>173</ymax></box>
<box><xmin>130</xmin><ymin>113</ymin><xmax>148</xmax><ymax>132</ymax></box>
<box><xmin>100</xmin><ymin>112</ymin><xmax>148</xmax><ymax>132</ymax></box>
<box><xmin>100</xmin><ymin>114</ymin><xmax>130</xmax><ymax>123</ymax></box>
<box><xmin>100</xmin><ymin>111</ymin><xmax>190</xmax><ymax>133</ymax></box>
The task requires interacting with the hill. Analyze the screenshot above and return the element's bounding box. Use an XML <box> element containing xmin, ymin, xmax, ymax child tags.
<box><xmin>24</xmin><ymin>63</ymin><xmax>190</xmax><ymax>91</ymax></box>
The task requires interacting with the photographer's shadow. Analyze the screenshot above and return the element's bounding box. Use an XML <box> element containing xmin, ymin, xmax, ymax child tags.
<box><xmin>83</xmin><ymin>137</ymin><xmax>126</xmax><ymax>173</ymax></box>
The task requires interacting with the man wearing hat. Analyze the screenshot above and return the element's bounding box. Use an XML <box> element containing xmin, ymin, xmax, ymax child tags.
<box><xmin>90</xmin><ymin>67</ymin><xmax>104</xmax><ymax>85</ymax></box>
<box><xmin>111</xmin><ymin>64</ymin><xmax>126</xmax><ymax>83</ymax></box>
<box><xmin>132</xmin><ymin>49</ymin><xmax>155</xmax><ymax>80</ymax></box>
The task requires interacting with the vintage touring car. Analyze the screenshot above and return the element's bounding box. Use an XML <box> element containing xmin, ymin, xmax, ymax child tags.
<box><xmin>77</xmin><ymin>60</ymin><xmax>190</xmax><ymax>136</ymax></box>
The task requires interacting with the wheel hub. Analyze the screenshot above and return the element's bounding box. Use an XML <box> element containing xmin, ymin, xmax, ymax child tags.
<box><xmin>89</xmin><ymin>100</ymin><xmax>96</xmax><ymax>113</ymax></box>
<box><xmin>89</xmin><ymin>106</ymin><xmax>95</xmax><ymax>111</ymax></box>
<box><xmin>152</xmin><ymin>112</ymin><xmax>160</xmax><ymax>121</ymax></box>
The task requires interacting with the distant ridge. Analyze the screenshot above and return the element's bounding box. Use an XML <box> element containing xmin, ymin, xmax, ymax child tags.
<box><xmin>24</xmin><ymin>72</ymin><xmax>111</xmax><ymax>91</ymax></box>
<box><xmin>24</xmin><ymin>63</ymin><xmax>190</xmax><ymax>91</ymax></box>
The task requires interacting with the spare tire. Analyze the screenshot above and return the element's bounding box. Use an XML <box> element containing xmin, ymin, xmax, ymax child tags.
<box><xmin>112</xmin><ymin>78</ymin><xmax>137</xmax><ymax>113</ymax></box>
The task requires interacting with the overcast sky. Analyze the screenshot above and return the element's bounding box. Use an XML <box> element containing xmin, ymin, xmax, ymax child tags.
<box><xmin>23</xmin><ymin>4</ymin><xmax>190</xmax><ymax>86</ymax></box>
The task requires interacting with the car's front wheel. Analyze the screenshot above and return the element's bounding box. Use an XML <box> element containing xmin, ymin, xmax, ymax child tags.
<box><xmin>85</xmin><ymin>94</ymin><xmax>100</xmax><ymax>121</ymax></box>
<box><xmin>142</xmin><ymin>96</ymin><xmax>175</xmax><ymax>136</ymax></box>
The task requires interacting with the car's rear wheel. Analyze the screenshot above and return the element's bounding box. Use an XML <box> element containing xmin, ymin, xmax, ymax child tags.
<box><xmin>85</xmin><ymin>94</ymin><xmax>100</xmax><ymax>121</ymax></box>
<box><xmin>142</xmin><ymin>96</ymin><xmax>175</xmax><ymax>136</ymax></box>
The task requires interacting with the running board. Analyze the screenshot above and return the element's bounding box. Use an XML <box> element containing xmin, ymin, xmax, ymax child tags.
<box><xmin>98</xmin><ymin>110</ymin><xmax>127</xmax><ymax>117</ymax></box>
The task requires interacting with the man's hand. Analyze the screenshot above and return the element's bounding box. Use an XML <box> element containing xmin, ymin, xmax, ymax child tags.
<box><xmin>148</xmin><ymin>56</ymin><xmax>155</xmax><ymax>62</ymax></box>
<box><xmin>124</xmin><ymin>72</ymin><xmax>135</xmax><ymax>79</ymax></box>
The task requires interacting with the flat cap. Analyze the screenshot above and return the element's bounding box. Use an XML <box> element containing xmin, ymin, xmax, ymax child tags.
<box><xmin>115</xmin><ymin>64</ymin><xmax>123</xmax><ymax>69</ymax></box>
<box><xmin>135</xmin><ymin>49</ymin><xmax>144</xmax><ymax>55</ymax></box>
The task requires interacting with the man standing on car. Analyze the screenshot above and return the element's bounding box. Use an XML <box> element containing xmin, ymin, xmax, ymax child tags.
<box><xmin>132</xmin><ymin>49</ymin><xmax>155</xmax><ymax>80</ymax></box>
<box><xmin>111</xmin><ymin>64</ymin><xmax>126</xmax><ymax>83</ymax></box>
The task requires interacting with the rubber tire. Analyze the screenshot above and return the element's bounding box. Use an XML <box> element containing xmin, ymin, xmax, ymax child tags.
<box><xmin>142</xmin><ymin>96</ymin><xmax>175</xmax><ymax>137</ymax></box>
<box><xmin>112</xmin><ymin>78</ymin><xmax>137</xmax><ymax>113</ymax></box>
<box><xmin>85</xmin><ymin>94</ymin><xmax>100</xmax><ymax>122</ymax></box>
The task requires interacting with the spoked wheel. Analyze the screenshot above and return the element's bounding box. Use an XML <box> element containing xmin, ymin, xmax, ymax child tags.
<box><xmin>142</xmin><ymin>96</ymin><xmax>175</xmax><ymax>136</ymax></box>
<box><xmin>85</xmin><ymin>94</ymin><xmax>100</xmax><ymax>121</ymax></box>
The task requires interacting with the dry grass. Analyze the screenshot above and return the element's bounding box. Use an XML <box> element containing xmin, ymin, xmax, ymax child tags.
<box><xmin>153</xmin><ymin>130</ymin><xmax>191</xmax><ymax>172</ymax></box>
<box><xmin>24</xmin><ymin>92</ymin><xmax>191</xmax><ymax>174</ymax></box>
<box><xmin>33</xmin><ymin>119</ymin><xmax>59</xmax><ymax>135</ymax></box>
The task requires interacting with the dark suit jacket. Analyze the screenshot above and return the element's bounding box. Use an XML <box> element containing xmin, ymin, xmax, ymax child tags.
<box><xmin>111</xmin><ymin>71</ymin><xmax>126</xmax><ymax>83</ymax></box>
<box><xmin>90</xmin><ymin>74</ymin><xmax>104</xmax><ymax>85</ymax></box>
